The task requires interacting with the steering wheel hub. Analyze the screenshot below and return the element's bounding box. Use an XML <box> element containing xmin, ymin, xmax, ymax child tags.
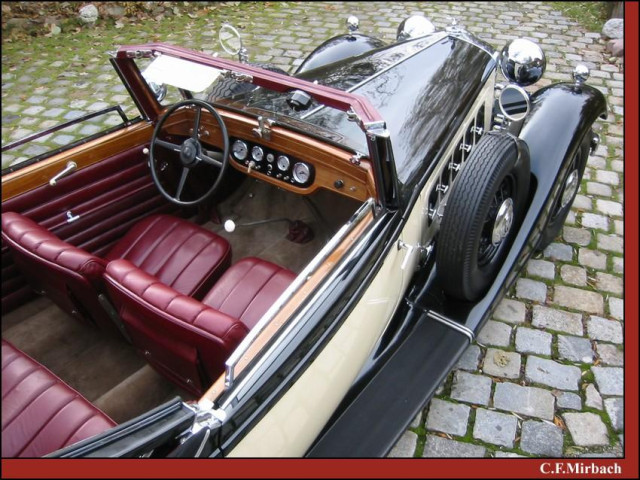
<box><xmin>180</xmin><ymin>138</ymin><xmax>200</xmax><ymax>167</ymax></box>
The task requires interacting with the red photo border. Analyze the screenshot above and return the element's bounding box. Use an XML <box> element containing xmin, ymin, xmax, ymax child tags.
<box><xmin>2</xmin><ymin>3</ymin><xmax>637</xmax><ymax>479</ymax></box>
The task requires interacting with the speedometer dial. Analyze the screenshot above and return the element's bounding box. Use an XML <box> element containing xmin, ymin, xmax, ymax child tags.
<box><xmin>232</xmin><ymin>140</ymin><xmax>248</xmax><ymax>160</ymax></box>
<box><xmin>292</xmin><ymin>162</ymin><xmax>311</xmax><ymax>184</ymax></box>
<box><xmin>251</xmin><ymin>146</ymin><xmax>264</xmax><ymax>162</ymax></box>
<box><xmin>277</xmin><ymin>155</ymin><xmax>290</xmax><ymax>171</ymax></box>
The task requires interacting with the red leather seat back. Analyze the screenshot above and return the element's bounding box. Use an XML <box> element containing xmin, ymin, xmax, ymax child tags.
<box><xmin>1</xmin><ymin>212</ymin><xmax>112</xmax><ymax>330</ymax></box>
<box><xmin>203</xmin><ymin>257</ymin><xmax>297</xmax><ymax>330</ymax></box>
<box><xmin>2</xmin><ymin>340</ymin><xmax>116</xmax><ymax>457</ymax></box>
<box><xmin>104</xmin><ymin>259</ymin><xmax>249</xmax><ymax>396</ymax></box>
<box><xmin>105</xmin><ymin>214</ymin><xmax>231</xmax><ymax>299</ymax></box>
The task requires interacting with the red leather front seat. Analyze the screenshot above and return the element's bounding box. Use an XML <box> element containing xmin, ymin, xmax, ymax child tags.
<box><xmin>103</xmin><ymin>257</ymin><xmax>296</xmax><ymax>395</ymax></box>
<box><xmin>2</xmin><ymin>340</ymin><xmax>116</xmax><ymax>457</ymax></box>
<box><xmin>1</xmin><ymin>213</ymin><xmax>231</xmax><ymax>332</ymax></box>
<box><xmin>103</xmin><ymin>259</ymin><xmax>249</xmax><ymax>395</ymax></box>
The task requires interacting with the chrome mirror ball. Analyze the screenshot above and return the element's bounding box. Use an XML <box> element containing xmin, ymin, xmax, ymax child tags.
<box><xmin>397</xmin><ymin>15</ymin><xmax>436</xmax><ymax>42</ymax></box>
<box><xmin>499</xmin><ymin>38</ymin><xmax>546</xmax><ymax>86</ymax></box>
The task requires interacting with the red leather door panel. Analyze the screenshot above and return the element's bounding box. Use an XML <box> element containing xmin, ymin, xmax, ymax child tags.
<box><xmin>1</xmin><ymin>146</ymin><xmax>174</xmax><ymax>312</ymax></box>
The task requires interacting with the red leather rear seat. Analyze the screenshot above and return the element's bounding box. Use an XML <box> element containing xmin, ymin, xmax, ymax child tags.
<box><xmin>1</xmin><ymin>340</ymin><xmax>115</xmax><ymax>458</ymax></box>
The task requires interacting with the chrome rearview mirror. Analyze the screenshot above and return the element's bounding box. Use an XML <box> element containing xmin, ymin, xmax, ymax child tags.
<box><xmin>498</xmin><ymin>84</ymin><xmax>530</xmax><ymax>122</ymax></box>
<box><xmin>219</xmin><ymin>23</ymin><xmax>248</xmax><ymax>63</ymax></box>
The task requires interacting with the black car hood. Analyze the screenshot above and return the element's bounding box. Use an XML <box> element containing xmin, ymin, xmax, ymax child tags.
<box><xmin>245</xmin><ymin>34</ymin><xmax>496</xmax><ymax>196</ymax></box>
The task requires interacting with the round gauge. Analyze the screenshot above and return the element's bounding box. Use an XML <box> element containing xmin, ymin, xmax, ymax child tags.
<box><xmin>251</xmin><ymin>146</ymin><xmax>264</xmax><ymax>162</ymax></box>
<box><xmin>266</xmin><ymin>153</ymin><xmax>275</xmax><ymax>163</ymax></box>
<box><xmin>292</xmin><ymin>162</ymin><xmax>311</xmax><ymax>184</ymax></box>
<box><xmin>232</xmin><ymin>140</ymin><xmax>248</xmax><ymax>160</ymax></box>
<box><xmin>277</xmin><ymin>155</ymin><xmax>290</xmax><ymax>171</ymax></box>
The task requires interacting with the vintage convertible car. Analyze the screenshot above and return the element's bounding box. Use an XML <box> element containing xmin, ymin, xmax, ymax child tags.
<box><xmin>1</xmin><ymin>15</ymin><xmax>606</xmax><ymax>458</ymax></box>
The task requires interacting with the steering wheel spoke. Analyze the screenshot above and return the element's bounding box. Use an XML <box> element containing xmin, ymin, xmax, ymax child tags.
<box><xmin>155</xmin><ymin>139</ymin><xmax>182</xmax><ymax>153</ymax></box>
<box><xmin>149</xmin><ymin>99</ymin><xmax>230</xmax><ymax>206</ymax></box>
<box><xmin>176</xmin><ymin>167</ymin><xmax>190</xmax><ymax>200</ymax></box>
<box><xmin>192</xmin><ymin>106</ymin><xmax>202</xmax><ymax>141</ymax></box>
<box><xmin>198</xmin><ymin>151</ymin><xmax>224</xmax><ymax>168</ymax></box>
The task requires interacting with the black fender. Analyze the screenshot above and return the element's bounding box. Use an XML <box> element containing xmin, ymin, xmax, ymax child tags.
<box><xmin>294</xmin><ymin>33</ymin><xmax>386</xmax><ymax>75</ymax></box>
<box><xmin>518</xmin><ymin>82</ymin><xmax>608</xmax><ymax>233</ymax></box>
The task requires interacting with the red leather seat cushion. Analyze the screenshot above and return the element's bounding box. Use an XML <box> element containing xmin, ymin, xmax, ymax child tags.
<box><xmin>203</xmin><ymin>257</ymin><xmax>296</xmax><ymax>330</ymax></box>
<box><xmin>1</xmin><ymin>340</ymin><xmax>115</xmax><ymax>458</ymax></box>
<box><xmin>105</xmin><ymin>214</ymin><xmax>231</xmax><ymax>299</ymax></box>
<box><xmin>104</xmin><ymin>259</ymin><xmax>249</xmax><ymax>396</ymax></box>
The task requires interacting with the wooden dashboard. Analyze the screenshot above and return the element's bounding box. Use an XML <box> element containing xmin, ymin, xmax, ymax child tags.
<box><xmin>164</xmin><ymin>107</ymin><xmax>377</xmax><ymax>203</ymax></box>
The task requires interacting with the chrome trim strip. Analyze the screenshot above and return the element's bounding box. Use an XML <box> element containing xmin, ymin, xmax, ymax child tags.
<box><xmin>426</xmin><ymin>310</ymin><xmax>475</xmax><ymax>342</ymax></box>
<box><xmin>300</xmin><ymin>32</ymin><xmax>449</xmax><ymax>121</ymax></box>
<box><xmin>224</xmin><ymin>197</ymin><xmax>376</xmax><ymax>386</ymax></box>
<box><xmin>220</xmin><ymin>204</ymin><xmax>381</xmax><ymax>410</ymax></box>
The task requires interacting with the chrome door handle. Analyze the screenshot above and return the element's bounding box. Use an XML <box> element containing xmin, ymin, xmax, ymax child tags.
<box><xmin>49</xmin><ymin>161</ymin><xmax>77</xmax><ymax>186</ymax></box>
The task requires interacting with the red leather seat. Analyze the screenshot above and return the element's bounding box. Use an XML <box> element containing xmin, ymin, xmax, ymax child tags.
<box><xmin>1</xmin><ymin>212</ymin><xmax>231</xmax><ymax>331</ymax></box>
<box><xmin>203</xmin><ymin>257</ymin><xmax>297</xmax><ymax>330</ymax></box>
<box><xmin>103</xmin><ymin>257</ymin><xmax>296</xmax><ymax>395</ymax></box>
<box><xmin>103</xmin><ymin>259</ymin><xmax>249</xmax><ymax>396</ymax></box>
<box><xmin>2</xmin><ymin>339</ymin><xmax>116</xmax><ymax>458</ymax></box>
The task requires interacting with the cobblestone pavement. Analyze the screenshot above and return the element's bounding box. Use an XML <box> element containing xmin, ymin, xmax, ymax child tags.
<box><xmin>1</xmin><ymin>2</ymin><xmax>625</xmax><ymax>458</ymax></box>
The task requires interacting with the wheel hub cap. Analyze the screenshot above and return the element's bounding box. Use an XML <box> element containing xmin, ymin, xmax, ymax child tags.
<box><xmin>561</xmin><ymin>169</ymin><xmax>579</xmax><ymax>209</ymax></box>
<box><xmin>491</xmin><ymin>197</ymin><xmax>514</xmax><ymax>246</ymax></box>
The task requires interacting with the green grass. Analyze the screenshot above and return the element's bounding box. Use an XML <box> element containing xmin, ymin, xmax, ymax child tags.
<box><xmin>550</xmin><ymin>2</ymin><xmax>610</xmax><ymax>32</ymax></box>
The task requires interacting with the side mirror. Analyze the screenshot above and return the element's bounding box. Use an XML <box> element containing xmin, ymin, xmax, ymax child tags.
<box><xmin>498</xmin><ymin>84</ymin><xmax>530</xmax><ymax>122</ymax></box>
<box><xmin>219</xmin><ymin>23</ymin><xmax>248</xmax><ymax>63</ymax></box>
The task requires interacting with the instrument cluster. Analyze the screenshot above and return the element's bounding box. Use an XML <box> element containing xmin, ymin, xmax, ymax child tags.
<box><xmin>230</xmin><ymin>138</ymin><xmax>315</xmax><ymax>187</ymax></box>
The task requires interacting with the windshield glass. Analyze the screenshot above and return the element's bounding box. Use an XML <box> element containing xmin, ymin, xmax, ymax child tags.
<box><xmin>137</xmin><ymin>55</ymin><xmax>368</xmax><ymax>154</ymax></box>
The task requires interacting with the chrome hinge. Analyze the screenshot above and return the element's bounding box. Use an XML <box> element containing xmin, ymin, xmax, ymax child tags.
<box><xmin>252</xmin><ymin>116</ymin><xmax>275</xmax><ymax>141</ymax></box>
<box><xmin>436</xmin><ymin>184</ymin><xmax>449</xmax><ymax>194</ymax></box>
<box><xmin>459</xmin><ymin>143</ymin><xmax>472</xmax><ymax>153</ymax></box>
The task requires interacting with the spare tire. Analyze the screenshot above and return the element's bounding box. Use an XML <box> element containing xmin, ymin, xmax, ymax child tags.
<box><xmin>436</xmin><ymin>132</ymin><xmax>530</xmax><ymax>301</ymax></box>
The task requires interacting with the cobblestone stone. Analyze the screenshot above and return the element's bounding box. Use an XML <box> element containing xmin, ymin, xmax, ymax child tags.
<box><xmin>543</xmin><ymin>243</ymin><xmax>573</xmax><ymax>262</ymax></box>
<box><xmin>596</xmin><ymin>343</ymin><xmax>623</xmax><ymax>366</ymax></box>
<box><xmin>473</xmin><ymin>409</ymin><xmax>518</xmax><ymax>448</ymax></box>
<box><xmin>387</xmin><ymin>430</ymin><xmax>417</xmax><ymax>457</ymax></box>
<box><xmin>560</xmin><ymin>265</ymin><xmax>587</xmax><ymax>286</ymax></box>
<box><xmin>596</xmin><ymin>199</ymin><xmax>623</xmax><ymax>217</ymax></box>
<box><xmin>595</xmin><ymin>272</ymin><xmax>623</xmax><ymax>295</ymax></box>
<box><xmin>493</xmin><ymin>298</ymin><xmax>526</xmax><ymax>324</ymax></box>
<box><xmin>455</xmin><ymin>345</ymin><xmax>481</xmax><ymax>371</ymax></box>
<box><xmin>586</xmin><ymin>182</ymin><xmax>612</xmax><ymax>197</ymax></box>
<box><xmin>425</xmin><ymin>399</ymin><xmax>470</xmax><ymax>437</ymax></box>
<box><xmin>578</xmin><ymin>248</ymin><xmax>608</xmax><ymax>270</ymax></box>
<box><xmin>604</xmin><ymin>397</ymin><xmax>623</xmax><ymax>431</ymax></box>
<box><xmin>450</xmin><ymin>371</ymin><xmax>492</xmax><ymax>406</ymax></box>
<box><xmin>516</xmin><ymin>278</ymin><xmax>547</xmax><ymax>303</ymax></box>
<box><xmin>515</xmin><ymin>327</ymin><xmax>552</xmax><ymax>356</ymax></box>
<box><xmin>482</xmin><ymin>348</ymin><xmax>521</xmax><ymax>379</ymax></box>
<box><xmin>588</xmin><ymin>317</ymin><xmax>623</xmax><ymax>343</ymax></box>
<box><xmin>493</xmin><ymin>382</ymin><xmax>555</xmax><ymax>420</ymax></box>
<box><xmin>556</xmin><ymin>391</ymin><xmax>582</xmax><ymax>410</ymax></box>
<box><xmin>525</xmin><ymin>356</ymin><xmax>581</xmax><ymax>391</ymax></box>
<box><xmin>581</xmin><ymin>213</ymin><xmax>609</xmax><ymax>231</ymax></box>
<box><xmin>526</xmin><ymin>259</ymin><xmax>555</xmax><ymax>280</ymax></box>
<box><xmin>520</xmin><ymin>421</ymin><xmax>564</xmax><ymax>457</ymax></box>
<box><xmin>597</xmin><ymin>234</ymin><xmax>623</xmax><ymax>254</ymax></box>
<box><xmin>532</xmin><ymin>306</ymin><xmax>583</xmax><ymax>335</ymax></box>
<box><xmin>585</xmin><ymin>384</ymin><xmax>603</xmax><ymax>410</ymax></box>
<box><xmin>557</xmin><ymin>334</ymin><xmax>594</xmax><ymax>363</ymax></box>
<box><xmin>423</xmin><ymin>435</ymin><xmax>486</xmax><ymax>458</ymax></box>
<box><xmin>564</xmin><ymin>412</ymin><xmax>609</xmax><ymax>446</ymax></box>
<box><xmin>592</xmin><ymin>366</ymin><xmax>623</xmax><ymax>396</ymax></box>
<box><xmin>562</xmin><ymin>226</ymin><xmax>592</xmax><ymax>246</ymax></box>
<box><xmin>477</xmin><ymin>320</ymin><xmax>512</xmax><ymax>347</ymax></box>
<box><xmin>608</xmin><ymin>298</ymin><xmax>624</xmax><ymax>321</ymax></box>
<box><xmin>554</xmin><ymin>286</ymin><xmax>604</xmax><ymax>315</ymax></box>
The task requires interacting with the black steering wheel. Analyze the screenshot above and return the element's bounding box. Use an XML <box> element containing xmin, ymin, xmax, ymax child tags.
<box><xmin>150</xmin><ymin>99</ymin><xmax>230</xmax><ymax>206</ymax></box>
